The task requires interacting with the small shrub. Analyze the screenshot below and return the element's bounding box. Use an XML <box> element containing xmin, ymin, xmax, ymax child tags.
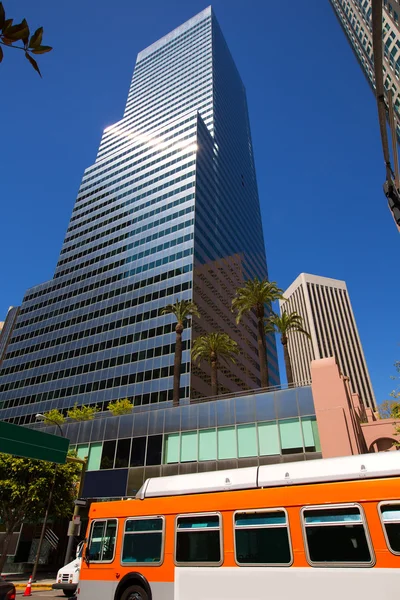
<box><xmin>108</xmin><ymin>398</ymin><xmax>133</xmax><ymax>416</ymax></box>
<box><xmin>67</xmin><ymin>403</ymin><xmax>98</xmax><ymax>422</ymax></box>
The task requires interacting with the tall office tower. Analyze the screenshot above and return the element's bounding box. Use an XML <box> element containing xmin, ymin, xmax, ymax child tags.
<box><xmin>329</xmin><ymin>0</ymin><xmax>400</xmax><ymax>136</ymax></box>
<box><xmin>0</xmin><ymin>7</ymin><xmax>278</xmax><ymax>425</ymax></box>
<box><xmin>0</xmin><ymin>307</ymin><xmax>19</xmax><ymax>366</ymax></box>
<box><xmin>280</xmin><ymin>273</ymin><xmax>376</xmax><ymax>410</ymax></box>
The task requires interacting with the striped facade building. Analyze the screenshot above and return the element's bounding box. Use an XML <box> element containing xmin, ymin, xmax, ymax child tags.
<box><xmin>280</xmin><ymin>273</ymin><xmax>376</xmax><ymax>410</ymax></box>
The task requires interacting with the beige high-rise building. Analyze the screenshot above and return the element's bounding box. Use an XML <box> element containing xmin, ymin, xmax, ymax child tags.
<box><xmin>280</xmin><ymin>273</ymin><xmax>376</xmax><ymax>409</ymax></box>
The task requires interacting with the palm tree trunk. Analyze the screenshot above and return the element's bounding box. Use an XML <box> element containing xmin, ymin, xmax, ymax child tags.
<box><xmin>256</xmin><ymin>306</ymin><xmax>269</xmax><ymax>388</ymax></box>
<box><xmin>210</xmin><ymin>354</ymin><xmax>218</xmax><ymax>396</ymax></box>
<box><xmin>173</xmin><ymin>323</ymin><xmax>183</xmax><ymax>407</ymax></box>
<box><xmin>282</xmin><ymin>334</ymin><xmax>293</xmax><ymax>386</ymax></box>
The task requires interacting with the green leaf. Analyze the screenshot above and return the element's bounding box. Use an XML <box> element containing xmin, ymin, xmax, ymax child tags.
<box><xmin>3</xmin><ymin>20</ymin><xmax>30</xmax><ymax>42</ymax></box>
<box><xmin>29</xmin><ymin>26</ymin><xmax>43</xmax><ymax>49</ymax></box>
<box><xmin>43</xmin><ymin>409</ymin><xmax>65</xmax><ymax>426</ymax></box>
<box><xmin>0</xmin><ymin>3</ymin><xmax>5</xmax><ymax>30</ymax></box>
<box><xmin>20</xmin><ymin>19</ymin><xmax>29</xmax><ymax>46</ymax></box>
<box><xmin>31</xmin><ymin>45</ymin><xmax>52</xmax><ymax>55</ymax></box>
<box><xmin>0</xmin><ymin>46</ymin><xmax>3</xmax><ymax>63</ymax></box>
<box><xmin>2</xmin><ymin>18</ymin><xmax>13</xmax><ymax>34</ymax></box>
<box><xmin>25</xmin><ymin>51</ymin><xmax>42</xmax><ymax>77</ymax></box>
<box><xmin>108</xmin><ymin>398</ymin><xmax>133</xmax><ymax>416</ymax></box>
<box><xmin>0</xmin><ymin>452</ymin><xmax>81</xmax><ymax>541</ymax></box>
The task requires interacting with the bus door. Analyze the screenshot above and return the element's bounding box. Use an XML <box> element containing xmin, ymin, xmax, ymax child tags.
<box><xmin>82</xmin><ymin>518</ymin><xmax>118</xmax><ymax>599</ymax></box>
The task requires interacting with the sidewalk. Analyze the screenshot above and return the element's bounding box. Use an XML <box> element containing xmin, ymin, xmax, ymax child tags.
<box><xmin>14</xmin><ymin>580</ymin><xmax>54</xmax><ymax>591</ymax></box>
<box><xmin>1</xmin><ymin>574</ymin><xmax>55</xmax><ymax>591</ymax></box>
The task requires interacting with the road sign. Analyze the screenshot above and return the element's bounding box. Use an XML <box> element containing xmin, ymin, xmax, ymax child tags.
<box><xmin>67</xmin><ymin>521</ymin><xmax>81</xmax><ymax>536</ymax></box>
<box><xmin>0</xmin><ymin>421</ymin><xmax>69</xmax><ymax>463</ymax></box>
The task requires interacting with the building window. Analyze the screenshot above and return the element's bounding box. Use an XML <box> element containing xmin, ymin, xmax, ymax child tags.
<box><xmin>146</xmin><ymin>435</ymin><xmax>163</xmax><ymax>465</ymax></box>
<box><xmin>279</xmin><ymin>418</ymin><xmax>304</xmax><ymax>454</ymax></box>
<box><xmin>115</xmin><ymin>438</ymin><xmax>131</xmax><ymax>468</ymax></box>
<box><xmin>302</xmin><ymin>505</ymin><xmax>373</xmax><ymax>566</ymax></box>
<box><xmin>100</xmin><ymin>440</ymin><xmax>116</xmax><ymax>470</ymax></box>
<box><xmin>217</xmin><ymin>426</ymin><xmax>237</xmax><ymax>459</ymax></box>
<box><xmin>164</xmin><ymin>432</ymin><xmax>180</xmax><ymax>463</ymax></box>
<box><xmin>175</xmin><ymin>513</ymin><xmax>222</xmax><ymax>565</ymax></box>
<box><xmin>121</xmin><ymin>517</ymin><xmax>164</xmax><ymax>565</ymax></box>
<box><xmin>379</xmin><ymin>503</ymin><xmax>400</xmax><ymax>554</ymax></box>
<box><xmin>180</xmin><ymin>431</ymin><xmax>198</xmax><ymax>462</ymax></box>
<box><xmin>87</xmin><ymin>442</ymin><xmax>102</xmax><ymax>471</ymax></box>
<box><xmin>198</xmin><ymin>428</ymin><xmax>217</xmax><ymax>461</ymax></box>
<box><xmin>76</xmin><ymin>444</ymin><xmax>89</xmax><ymax>461</ymax></box>
<box><xmin>237</xmin><ymin>424</ymin><xmax>258</xmax><ymax>458</ymax></box>
<box><xmin>301</xmin><ymin>417</ymin><xmax>321</xmax><ymax>452</ymax></box>
<box><xmin>234</xmin><ymin>510</ymin><xmax>292</xmax><ymax>565</ymax></box>
<box><xmin>258</xmin><ymin>421</ymin><xmax>280</xmax><ymax>455</ymax></box>
<box><xmin>87</xmin><ymin>519</ymin><xmax>117</xmax><ymax>562</ymax></box>
<box><xmin>130</xmin><ymin>437</ymin><xmax>146</xmax><ymax>467</ymax></box>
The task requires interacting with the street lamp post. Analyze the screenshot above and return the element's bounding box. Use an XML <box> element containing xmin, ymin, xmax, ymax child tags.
<box><xmin>35</xmin><ymin>413</ymin><xmax>64</xmax><ymax>437</ymax></box>
<box><xmin>31</xmin><ymin>414</ymin><xmax>65</xmax><ymax>581</ymax></box>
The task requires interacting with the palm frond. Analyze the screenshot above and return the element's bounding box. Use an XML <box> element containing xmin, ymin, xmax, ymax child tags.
<box><xmin>159</xmin><ymin>299</ymin><xmax>200</xmax><ymax>323</ymax></box>
<box><xmin>191</xmin><ymin>332</ymin><xmax>239</xmax><ymax>365</ymax></box>
<box><xmin>269</xmin><ymin>310</ymin><xmax>311</xmax><ymax>339</ymax></box>
<box><xmin>264</xmin><ymin>318</ymin><xmax>277</xmax><ymax>335</ymax></box>
<box><xmin>232</xmin><ymin>277</ymin><xmax>284</xmax><ymax>323</ymax></box>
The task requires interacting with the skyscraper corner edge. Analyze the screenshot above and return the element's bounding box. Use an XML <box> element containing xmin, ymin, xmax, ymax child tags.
<box><xmin>136</xmin><ymin>6</ymin><xmax>213</xmax><ymax>63</ymax></box>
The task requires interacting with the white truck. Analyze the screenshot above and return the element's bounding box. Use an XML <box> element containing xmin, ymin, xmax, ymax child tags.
<box><xmin>52</xmin><ymin>542</ymin><xmax>83</xmax><ymax>598</ymax></box>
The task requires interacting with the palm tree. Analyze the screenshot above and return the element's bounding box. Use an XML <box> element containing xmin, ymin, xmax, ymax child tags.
<box><xmin>232</xmin><ymin>278</ymin><xmax>284</xmax><ymax>388</ymax></box>
<box><xmin>191</xmin><ymin>332</ymin><xmax>239</xmax><ymax>397</ymax></box>
<box><xmin>265</xmin><ymin>311</ymin><xmax>310</xmax><ymax>386</ymax></box>
<box><xmin>160</xmin><ymin>299</ymin><xmax>200</xmax><ymax>407</ymax></box>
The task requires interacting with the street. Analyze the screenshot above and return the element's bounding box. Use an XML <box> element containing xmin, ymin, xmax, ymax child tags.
<box><xmin>16</xmin><ymin>592</ymin><xmax>65</xmax><ymax>600</ymax></box>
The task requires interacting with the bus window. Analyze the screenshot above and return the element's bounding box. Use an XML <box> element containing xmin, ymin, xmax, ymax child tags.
<box><xmin>302</xmin><ymin>505</ymin><xmax>374</xmax><ymax>566</ymax></box>
<box><xmin>175</xmin><ymin>513</ymin><xmax>222</xmax><ymax>565</ymax></box>
<box><xmin>234</xmin><ymin>509</ymin><xmax>292</xmax><ymax>566</ymax></box>
<box><xmin>379</xmin><ymin>503</ymin><xmax>400</xmax><ymax>554</ymax></box>
<box><xmin>87</xmin><ymin>519</ymin><xmax>117</xmax><ymax>562</ymax></box>
<box><xmin>121</xmin><ymin>517</ymin><xmax>164</xmax><ymax>565</ymax></box>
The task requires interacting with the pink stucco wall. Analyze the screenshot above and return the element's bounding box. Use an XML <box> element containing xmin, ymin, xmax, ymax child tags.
<box><xmin>310</xmin><ymin>357</ymin><xmax>399</xmax><ymax>457</ymax></box>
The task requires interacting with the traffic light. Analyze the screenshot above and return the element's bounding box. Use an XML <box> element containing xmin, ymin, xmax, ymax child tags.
<box><xmin>383</xmin><ymin>180</ymin><xmax>400</xmax><ymax>226</ymax></box>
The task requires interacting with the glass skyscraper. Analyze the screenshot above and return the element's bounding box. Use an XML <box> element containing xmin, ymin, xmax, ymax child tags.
<box><xmin>329</xmin><ymin>0</ymin><xmax>400</xmax><ymax>138</ymax></box>
<box><xmin>0</xmin><ymin>6</ymin><xmax>279</xmax><ymax>426</ymax></box>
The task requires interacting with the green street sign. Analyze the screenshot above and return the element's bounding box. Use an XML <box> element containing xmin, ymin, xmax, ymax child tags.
<box><xmin>0</xmin><ymin>421</ymin><xmax>69</xmax><ymax>464</ymax></box>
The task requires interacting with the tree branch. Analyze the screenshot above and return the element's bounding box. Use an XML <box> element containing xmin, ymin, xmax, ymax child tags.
<box><xmin>0</xmin><ymin>40</ymin><xmax>26</xmax><ymax>51</ymax></box>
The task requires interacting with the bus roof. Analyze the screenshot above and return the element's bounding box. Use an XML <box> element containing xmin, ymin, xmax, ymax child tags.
<box><xmin>136</xmin><ymin>452</ymin><xmax>400</xmax><ymax>499</ymax></box>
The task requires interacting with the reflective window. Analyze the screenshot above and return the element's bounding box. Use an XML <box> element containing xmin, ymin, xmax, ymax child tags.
<box><xmin>122</xmin><ymin>517</ymin><xmax>164</xmax><ymax>564</ymax></box>
<box><xmin>175</xmin><ymin>514</ymin><xmax>221</xmax><ymax>564</ymax></box>
<box><xmin>87</xmin><ymin>519</ymin><xmax>117</xmax><ymax>562</ymax></box>
<box><xmin>100</xmin><ymin>440</ymin><xmax>116</xmax><ymax>470</ymax></box>
<box><xmin>380</xmin><ymin>503</ymin><xmax>400</xmax><ymax>553</ymax></box>
<box><xmin>302</xmin><ymin>506</ymin><xmax>373</xmax><ymax>565</ymax></box>
<box><xmin>235</xmin><ymin>510</ymin><xmax>291</xmax><ymax>565</ymax></box>
<box><xmin>114</xmin><ymin>438</ymin><xmax>131</xmax><ymax>468</ymax></box>
<box><xmin>146</xmin><ymin>435</ymin><xmax>163</xmax><ymax>465</ymax></box>
<box><xmin>130</xmin><ymin>437</ymin><xmax>146</xmax><ymax>467</ymax></box>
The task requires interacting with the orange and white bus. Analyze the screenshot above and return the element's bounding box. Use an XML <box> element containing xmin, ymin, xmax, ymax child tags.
<box><xmin>77</xmin><ymin>452</ymin><xmax>400</xmax><ymax>600</ymax></box>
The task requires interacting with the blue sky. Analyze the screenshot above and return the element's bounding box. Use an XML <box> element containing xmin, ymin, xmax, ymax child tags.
<box><xmin>0</xmin><ymin>0</ymin><xmax>398</xmax><ymax>405</ymax></box>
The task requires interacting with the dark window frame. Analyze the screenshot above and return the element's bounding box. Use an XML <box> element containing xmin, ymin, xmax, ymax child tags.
<box><xmin>174</xmin><ymin>512</ymin><xmax>223</xmax><ymax>567</ymax></box>
<box><xmin>120</xmin><ymin>515</ymin><xmax>165</xmax><ymax>567</ymax></box>
<box><xmin>301</xmin><ymin>503</ymin><xmax>375</xmax><ymax>568</ymax></box>
<box><xmin>379</xmin><ymin>501</ymin><xmax>400</xmax><ymax>555</ymax></box>
<box><xmin>87</xmin><ymin>518</ymin><xmax>118</xmax><ymax>563</ymax></box>
<box><xmin>233</xmin><ymin>508</ymin><xmax>293</xmax><ymax>567</ymax></box>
